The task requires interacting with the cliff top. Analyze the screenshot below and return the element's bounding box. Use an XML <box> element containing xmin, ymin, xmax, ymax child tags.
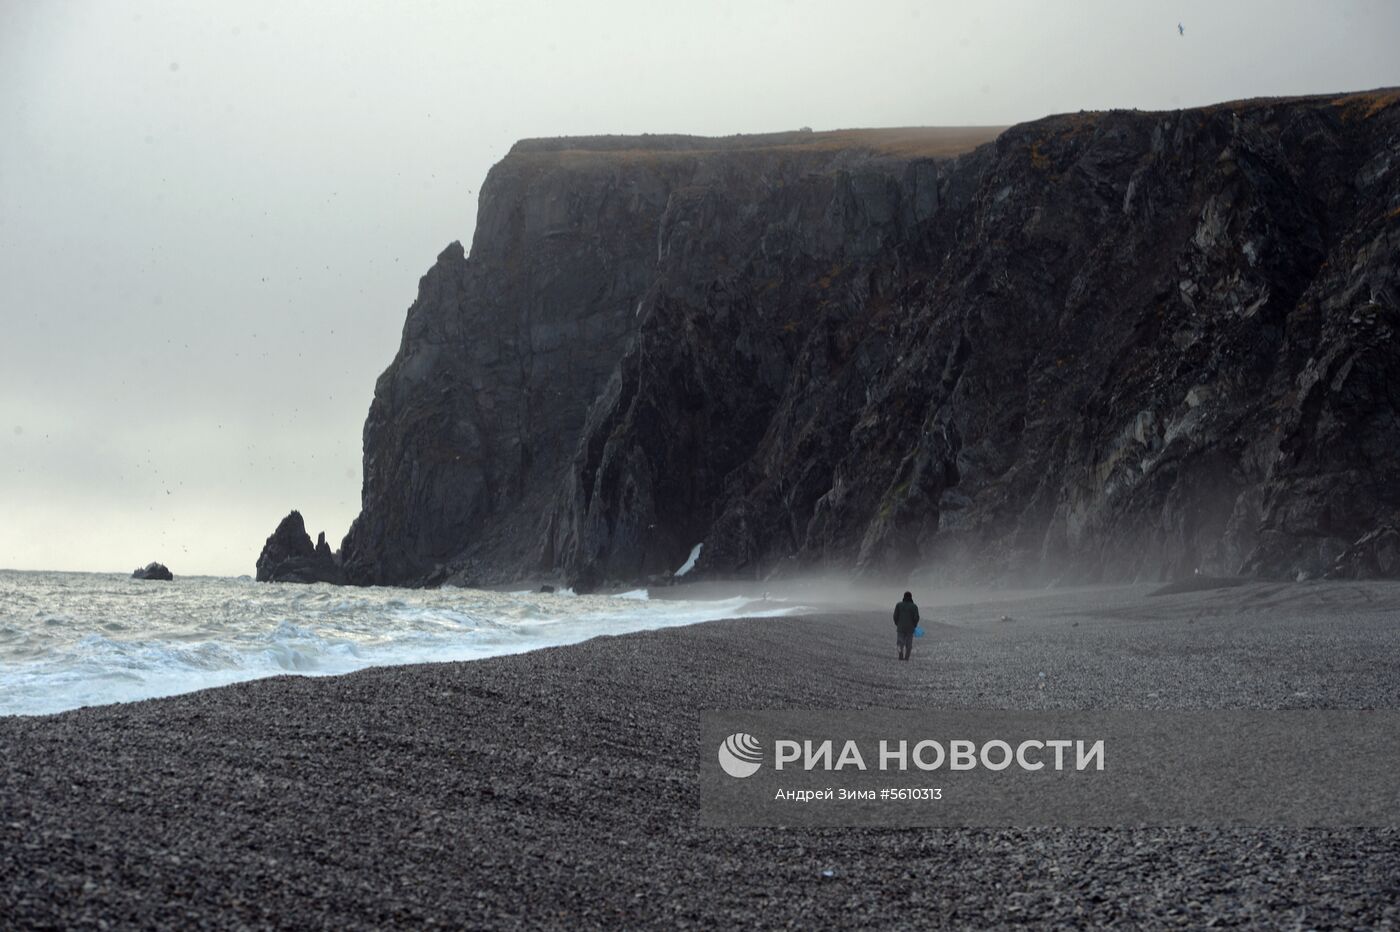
<box><xmin>508</xmin><ymin>88</ymin><xmax>1400</xmax><ymax>167</ymax></box>
<box><xmin>1204</xmin><ymin>86</ymin><xmax>1400</xmax><ymax>114</ymax></box>
<box><xmin>509</xmin><ymin>125</ymin><xmax>1009</xmax><ymax>161</ymax></box>
<box><xmin>1029</xmin><ymin>86</ymin><xmax>1400</xmax><ymax>125</ymax></box>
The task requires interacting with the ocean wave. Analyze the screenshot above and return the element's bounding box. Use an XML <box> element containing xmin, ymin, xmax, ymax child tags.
<box><xmin>0</xmin><ymin>570</ymin><xmax>800</xmax><ymax>716</ymax></box>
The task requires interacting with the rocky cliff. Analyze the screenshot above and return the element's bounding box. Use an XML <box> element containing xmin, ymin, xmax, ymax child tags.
<box><xmin>256</xmin><ymin>511</ymin><xmax>345</xmax><ymax>585</ymax></box>
<box><xmin>271</xmin><ymin>91</ymin><xmax>1400</xmax><ymax>588</ymax></box>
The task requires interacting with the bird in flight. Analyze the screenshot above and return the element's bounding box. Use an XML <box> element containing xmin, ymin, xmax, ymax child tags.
<box><xmin>1178</xmin><ymin>22</ymin><xmax>1184</xmax><ymax>36</ymax></box>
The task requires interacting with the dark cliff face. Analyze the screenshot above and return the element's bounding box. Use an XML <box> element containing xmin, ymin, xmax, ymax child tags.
<box><xmin>332</xmin><ymin>128</ymin><xmax>1001</xmax><ymax>586</ymax></box>
<box><xmin>316</xmin><ymin>92</ymin><xmax>1400</xmax><ymax>589</ymax></box>
<box><xmin>336</xmin><ymin>145</ymin><xmax>702</xmax><ymax>585</ymax></box>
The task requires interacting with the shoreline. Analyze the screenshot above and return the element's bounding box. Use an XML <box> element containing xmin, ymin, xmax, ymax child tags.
<box><xmin>0</xmin><ymin>577</ymin><xmax>806</xmax><ymax>719</ymax></box>
<box><xmin>3</xmin><ymin>581</ymin><xmax>1399</xmax><ymax>926</ymax></box>
<box><xmin>1</xmin><ymin>570</ymin><xmax>1149</xmax><ymax>720</ymax></box>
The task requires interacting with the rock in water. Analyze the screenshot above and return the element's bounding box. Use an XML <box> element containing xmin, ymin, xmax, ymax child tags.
<box><xmin>255</xmin><ymin>511</ymin><xmax>346</xmax><ymax>584</ymax></box>
<box><xmin>274</xmin><ymin>91</ymin><xmax>1400</xmax><ymax>589</ymax></box>
<box><xmin>131</xmin><ymin>562</ymin><xmax>173</xmax><ymax>581</ymax></box>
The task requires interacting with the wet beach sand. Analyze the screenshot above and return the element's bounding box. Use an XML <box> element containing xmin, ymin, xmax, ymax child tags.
<box><xmin>3</xmin><ymin>581</ymin><xmax>1399</xmax><ymax>928</ymax></box>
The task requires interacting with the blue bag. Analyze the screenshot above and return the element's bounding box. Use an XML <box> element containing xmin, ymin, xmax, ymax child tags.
<box><xmin>913</xmin><ymin>626</ymin><xmax>924</xmax><ymax>637</ymax></box>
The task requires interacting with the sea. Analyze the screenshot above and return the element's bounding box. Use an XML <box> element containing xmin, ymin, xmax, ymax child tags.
<box><xmin>0</xmin><ymin>570</ymin><xmax>797</xmax><ymax>717</ymax></box>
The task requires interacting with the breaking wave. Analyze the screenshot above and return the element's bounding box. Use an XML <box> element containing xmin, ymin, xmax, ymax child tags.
<box><xmin>0</xmin><ymin>571</ymin><xmax>798</xmax><ymax>716</ymax></box>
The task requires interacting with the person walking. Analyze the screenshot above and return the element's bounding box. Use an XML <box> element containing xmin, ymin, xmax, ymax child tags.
<box><xmin>892</xmin><ymin>591</ymin><xmax>920</xmax><ymax>661</ymax></box>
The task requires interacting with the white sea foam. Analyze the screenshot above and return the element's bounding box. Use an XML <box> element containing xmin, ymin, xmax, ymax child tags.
<box><xmin>0</xmin><ymin>570</ymin><xmax>800</xmax><ymax>716</ymax></box>
<box><xmin>676</xmin><ymin>543</ymin><xmax>702</xmax><ymax>577</ymax></box>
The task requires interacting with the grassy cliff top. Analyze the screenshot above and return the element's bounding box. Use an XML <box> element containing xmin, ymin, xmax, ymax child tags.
<box><xmin>510</xmin><ymin>87</ymin><xmax>1400</xmax><ymax>167</ymax></box>
<box><xmin>509</xmin><ymin>125</ymin><xmax>1008</xmax><ymax>162</ymax></box>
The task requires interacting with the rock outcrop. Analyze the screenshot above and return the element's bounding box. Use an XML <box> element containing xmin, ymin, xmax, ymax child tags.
<box><xmin>256</xmin><ymin>511</ymin><xmax>346</xmax><ymax>584</ymax></box>
<box><xmin>1326</xmin><ymin>526</ymin><xmax>1400</xmax><ymax>579</ymax></box>
<box><xmin>131</xmin><ymin>562</ymin><xmax>173</xmax><ymax>581</ymax></box>
<box><xmin>273</xmin><ymin>90</ymin><xmax>1400</xmax><ymax>588</ymax></box>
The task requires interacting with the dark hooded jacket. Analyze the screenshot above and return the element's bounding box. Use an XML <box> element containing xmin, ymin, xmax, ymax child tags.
<box><xmin>892</xmin><ymin>596</ymin><xmax>919</xmax><ymax>634</ymax></box>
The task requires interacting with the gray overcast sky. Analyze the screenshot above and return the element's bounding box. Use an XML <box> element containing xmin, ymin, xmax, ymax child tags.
<box><xmin>2</xmin><ymin>1</ymin><xmax>1397</xmax><ymax>577</ymax></box>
